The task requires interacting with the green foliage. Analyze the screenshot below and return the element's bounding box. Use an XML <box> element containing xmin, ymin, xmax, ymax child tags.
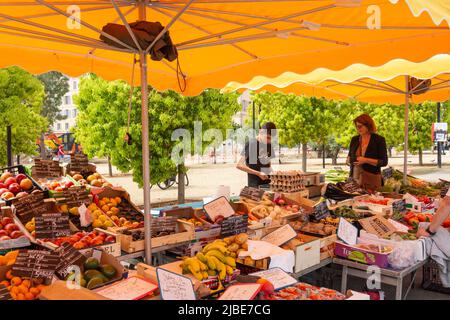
<box><xmin>36</xmin><ymin>71</ymin><xmax>70</xmax><ymax>127</ymax></box>
<box><xmin>407</xmin><ymin>102</ymin><xmax>439</xmax><ymax>154</ymax></box>
<box><xmin>0</xmin><ymin>67</ymin><xmax>47</xmax><ymax>166</ymax></box>
<box><xmin>74</xmin><ymin>76</ymin><xmax>240</xmax><ymax>187</ymax></box>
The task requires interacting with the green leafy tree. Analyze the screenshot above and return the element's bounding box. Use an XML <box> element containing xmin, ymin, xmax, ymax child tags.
<box><xmin>0</xmin><ymin>67</ymin><xmax>48</xmax><ymax>165</ymax></box>
<box><xmin>36</xmin><ymin>71</ymin><xmax>70</xmax><ymax>127</ymax></box>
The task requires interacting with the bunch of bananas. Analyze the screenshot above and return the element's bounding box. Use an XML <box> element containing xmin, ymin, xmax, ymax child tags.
<box><xmin>180</xmin><ymin>239</ymin><xmax>237</xmax><ymax>281</ymax></box>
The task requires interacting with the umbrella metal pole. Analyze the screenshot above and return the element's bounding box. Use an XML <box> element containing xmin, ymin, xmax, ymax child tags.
<box><xmin>403</xmin><ymin>75</ymin><xmax>409</xmax><ymax>185</ymax></box>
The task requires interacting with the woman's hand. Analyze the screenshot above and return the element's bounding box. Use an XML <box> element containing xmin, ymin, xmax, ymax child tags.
<box><xmin>353</xmin><ymin>156</ymin><xmax>367</xmax><ymax>165</ymax></box>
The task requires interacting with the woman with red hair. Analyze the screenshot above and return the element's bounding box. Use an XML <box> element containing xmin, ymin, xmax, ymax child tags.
<box><xmin>347</xmin><ymin>114</ymin><xmax>388</xmax><ymax>192</ymax></box>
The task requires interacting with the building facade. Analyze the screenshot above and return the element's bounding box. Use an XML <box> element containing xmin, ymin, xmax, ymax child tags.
<box><xmin>51</xmin><ymin>77</ymin><xmax>79</xmax><ymax>134</ymax></box>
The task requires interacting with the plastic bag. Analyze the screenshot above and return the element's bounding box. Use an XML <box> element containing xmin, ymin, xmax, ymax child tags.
<box><xmin>388</xmin><ymin>241</ymin><xmax>416</xmax><ymax>269</ymax></box>
<box><xmin>79</xmin><ymin>204</ymin><xmax>93</xmax><ymax>227</ymax></box>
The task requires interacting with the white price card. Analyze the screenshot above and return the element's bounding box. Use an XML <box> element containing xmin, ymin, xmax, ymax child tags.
<box><xmin>218</xmin><ymin>283</ymin><xmax>262</xmax><ymax>300</ymax></box>
<box><xmin>250</xmin><ymin>267</ymin><xmax>297</xmax><ymax>290</ymax></box>
<box><xmin>203</xmin><ymin>196</ymin><xmax>235</xmax><ymax>222</ymax></box>
<box><xmin>156</xmin><ymin>268</ymin><xmax>196</xmax><ymax>300</ymax></box>
<box><xmin>261</xmin><ymin>224</ymin><xmax>297</xmax><ymax>247</ymax></box>
<box><xmin>337</xmin><ymin>217</ymin><xmax>358</xmax><ymax>245</ymax></box>
<box><xmin>95</xmin><ymin>276</ymin><xmax>158</xmax><ymax>300</ymax></box>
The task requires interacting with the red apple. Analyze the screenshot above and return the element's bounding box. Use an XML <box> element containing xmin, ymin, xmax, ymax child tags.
<box><xmin>4</xmin><ymin>177</ymin><xmax>17</xmax><ymax>188</ymax></box>
<box><xmin>105</xmin><ymin>235</ymin><xmax>115</xmax><ymax>243</ymax></box>
<box><xmin>10</xmin><ymin>230</ymin><xmax>23</xmax><ymax>239</ymax></box>
<box><xmin>260</xmin><ymin>281</ymin><xmax>275</xmax><ymax>295</ymax></box>
<box><xmin>0</xmin><ymin>192</ymin><xmax>14</xmax><ymax>200</ymax></box>
<box><xmin>8</xmin><ymin>183</ymin><xmax>21</xmax><ymax>195</ymax></box>
<box><xmin>4</xmin><ymin>223</ymin><xmax>19</xmax><ymax>234</ymax></box>
<box><xmin>0</xmin><ymin>183</ymin><xmax>6</xmax><ymax>189</ymax></box>
<box><xmin>1</xmin><ymin>217</ymin><xmax>13</xmax><ymax>226</ymax></box>
<box><xmin>0</xmin><ymin>188</ymin><xmax>9</xmax><ymax>196</ymax></box>
<box><xmin>278</xmin><ymin>199</ymin><xmax>286</xmax><ymax>205</ymax></box>
<box><xmin>0</xmin><ymin>235</ymin><xmax>11</xmax><ymax>241</ymax></box>
<box><xmin>16</xmin><ymin>192</ymin><xmax>28</xmax><ymax>198</ymax></box>
<box><xmin>15</xmin><ymin>174</ymin><xmax>27</xmax><ymax>184</ymax></box>
<box><xmin>0</xmin><ymin>172</ymin><xmax>12</xmax><ymax>183</ymax></box>
<box><xmin>65</xmin><ymin>181</ymin><xmax>74</xmax><ymax>189</ymax></box>
<box><xmin>0</xmin><ymin>230</ymin><xmax>8</xmax><ymax>237</ymax></box>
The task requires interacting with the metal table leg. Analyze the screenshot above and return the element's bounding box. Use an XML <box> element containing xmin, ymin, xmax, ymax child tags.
<box><xmin>395</xmin><ymin>277</ymin><xmax>403</xmax><ymax>300</ymax></box>
<box><xmin>341</xmin><ymin>266</ymin><xmax>348</xmax><ymax>293</ymax></box>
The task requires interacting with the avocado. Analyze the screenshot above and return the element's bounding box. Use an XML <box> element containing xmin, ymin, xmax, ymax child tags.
<box><xmin>83</xmin><ymin>269</ymin><xmax>103</xmax><ymax>282</ymax></box>
<box><xmin>84</xmin><ymin>257</ymin><xmax>100</xmax><ymax>270</ymax></box>
<box><xmin>99</xmin><ymin>264</ymin><xmax>117</xmax><ymax>279</ymax></box>
<box><xmin>86</xmin><ymin>276</ymin><xmax>105</xmax><ymax>289</ymax></box>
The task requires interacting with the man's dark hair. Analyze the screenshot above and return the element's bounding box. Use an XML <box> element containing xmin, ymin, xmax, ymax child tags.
<box><xmin>261</xmin><ymin>122</ymin><xmax>277</xmax><ymax>135</ymax></box>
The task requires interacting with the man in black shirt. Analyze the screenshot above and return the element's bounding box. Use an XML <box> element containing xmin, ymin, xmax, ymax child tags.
<box><xmin>237</xmin><ymin>122</ymin><xmax>276</xmax><ymax>188</ymax></box>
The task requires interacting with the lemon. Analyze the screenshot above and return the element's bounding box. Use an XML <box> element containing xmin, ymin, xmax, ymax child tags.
<box><xmin>103</xmin><ymin>220</ymin><xmax>114</xmax><ymax>228</ymax></box>
<box><xmin>92</xmin><ymin>219</ymin><xmax>103</xmax><ymax>228</ymax></box>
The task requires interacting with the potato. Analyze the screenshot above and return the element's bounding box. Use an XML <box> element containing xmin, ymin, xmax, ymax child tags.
<box><xmin>228</xmin><ymin>243</ymin><xmax>239</xmax><ymax>252</ymax></box>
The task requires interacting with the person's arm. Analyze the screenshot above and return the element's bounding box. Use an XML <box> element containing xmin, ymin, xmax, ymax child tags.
<box><xmin>236</xmin><ymin>156</ymin><xmax>268</xmax><ymax>180</ymax></box>
<box><xmin>417</xmin><ymin>195</ymin><xmax>450</xmax><ymax>237</ymax></box>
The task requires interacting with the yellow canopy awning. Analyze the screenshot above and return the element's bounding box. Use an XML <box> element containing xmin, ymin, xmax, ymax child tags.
<box><xmin>0</xmin><ymin>0</ymin><xmax>448</xmax><ymax>95</ymax></box>
<box><xmin>222</xmin><ymin>54</ymin><xmax>450</xmax><ymax>104</ymax></box>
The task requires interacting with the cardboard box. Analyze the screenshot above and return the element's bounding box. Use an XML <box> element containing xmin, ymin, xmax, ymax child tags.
<box><xmin>334</xmin><ymin>241</ymin><xmax>392</xmax><ymax>268</ymax></box>
<box><xmin>358</xmin><ymin>216</ymin><xmax>396</xmax><ymax>239</ymax></box>
<box><xmin>292</xmin><ymin>234</ymin><xmax>321</xmax><ymax>273</ymax></box>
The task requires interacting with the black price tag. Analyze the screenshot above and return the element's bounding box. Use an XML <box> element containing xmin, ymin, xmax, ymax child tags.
<box><xmin>382</xmin><ymin>167</ymin><xmax>394</xmax><ymax>180</ymax></box>
<box><xmin>220</xmin><ymin>215</ymin><xmax>248</xmax><ymax>238</ymax></box>
<box><xmin>312</xmin><ymin>201</ymin><xmax>330</xmax><ymax>221</ymax></box>
<box><xmin>55</xmin><ymin>242</ymin><xmax>87</xmax><ymax>280</ymax></box>
<box><xmin>12</xmin><ymin>191</ymin><xmax>47</xmax><ymax>224</ymax></box>
<box><xmin>0</xmin><ymin>284</ymin><xmax>12</xmax><ymax>301</ymax></box>
<box><xmin>12</xmin><ymin>249</ymin><xmax>60</xmax><ymax>281</ymax></box>
<box><xmin>392</xmin><ymin>199</ymin><xmax>407</xmax><ymax>213</ymax></box>
<box><xmin>240</xmin><ymin>186</ymin><xmax>265</xmax><ymax>202</ymax></box>
<box><xmin>33</xmin><ymin>159</ymin><xmax>61</xmax><ymax>177</ymax></box>
<box><xmin>440</xmin><ymin>184</ymin><xmax>450</xmax><ymax>198</ymax></box>
<box><xmin>35</xmin><ymin>212</ymin><xmax>71</xmax><ymax>239</ymax></box>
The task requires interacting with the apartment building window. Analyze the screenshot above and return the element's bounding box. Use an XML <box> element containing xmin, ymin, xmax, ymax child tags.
<box><xmin>64</xmin><ymin>96</ymin><xmax>71</xmax><ymax>105</ymax></box>
<box><xmin>57</xmin><ymin>123</ymin><xmax>61</xmax><ymax>131</ymax></box>
<box><xmin>65</xmin><ymin>123</ymin><xmax>69</xmax><ymax>131</ymax></box>
<box><xmin>64</xmin><ymin>109</ymin><xmax>69</xmax><ymax>117</ymax></box>
<box><xmin>73</xmin><ymin>109</ymin><xmax>77</xmax><ymax>117</ymax></box>
<box><xmin>73</xmin><ymin>81</ymin><xmax>78</xmax><ymax>90</ymax></box>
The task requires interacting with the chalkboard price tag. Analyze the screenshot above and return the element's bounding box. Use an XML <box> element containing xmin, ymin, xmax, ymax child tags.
<box><xmin>33</xmin><ymin>159</ymin><xmax>62</xmax><ymax>178</ymax></box>
<box><xmin>12</xmin><ymin>249</ymin><xmax>60</xmax><ymax>281</ymax></box>
<box><xmin>312</xmin><ymin>201</ymin><xmax>330</xmax><ymax>221</ymax></box>
<box><xmin>0</xmin><ymin>284</ymin><xmax>12</xmax><ymax>301</ymax></box>
<box><xmin>392</xmin><ymin>199</ymin><xmax>407</xmax><ymax>213</ymax></box>
<box><xmin>240</xmin><ymin>186</ymin><xmax>265</xmax><ymax>202</ymax></box>
<box><xmin>220</xmin><ymin>215</ymin><xmax>248</xmax><ymax>238</ymax></box>
<box><xmin>440</xmin><ymin>184</ymin><xmax>450</xmax><ymax>198</ymax></box>
<box><xmin>55</xmin><ymin>242</ymin><xmax>87</xmax><ymax>280</ymax></box>
<box><xmin>35</xmin><ymin>212</ymin><xmax>71</xmax><ymax>239</ymax></box>
<box><xmin>12</xmin><ymin>191</ymin><xmax>47</xmax><ymax>224</ymax></box>
<box><xmin>382</xmin><ymin>167</ymin><xmax>394</xmax><ymax>180</ymax></box>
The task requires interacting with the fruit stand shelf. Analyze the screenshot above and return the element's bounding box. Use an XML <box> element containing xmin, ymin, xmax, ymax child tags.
<box><xmin>290</xmin><ymin>257</ymin><xmax>333</xmax><ymax>279</ymax></box>
<box><xmin>116</xmin><ymin>241</ymin><xmax>192</xmax><ymax>262</ymax></box>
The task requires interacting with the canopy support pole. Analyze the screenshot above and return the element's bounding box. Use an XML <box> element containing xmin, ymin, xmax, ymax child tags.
<box><xmin>403</xmin><ymin>75</ymin><xmax>409</xmax><ymax>185</ymax></box>
<box><xmin>138</xmin><ymin>2</ymin><xmax>153</xmax><ymax>265</ymax></box>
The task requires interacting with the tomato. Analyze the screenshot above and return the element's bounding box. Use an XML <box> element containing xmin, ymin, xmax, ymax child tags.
<box><xmin>443</xmin><ymin>218</ymin><xmax>450</xmax><ymax>229</ymax></box>
<box><xmin>417</xmin><ymin>214</ymin><xmax>426</xmax><ymax>222</ymax></box>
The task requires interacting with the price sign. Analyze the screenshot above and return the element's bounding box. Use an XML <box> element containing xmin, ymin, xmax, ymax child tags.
<box><xmin>33</xmin><ymin>159</ymin><xmax>61</xmax><ymax>178</ymax></box>
<box><xmin>261</xmin><ymin>224</ymin><xmax>297</xmax><ymax>247</ymax></box>
<box><xmin>35</xmin><ymin>212</ymin><xmax>71</xmax><ymax>239</ymax></box>
<box><xmin>54</xmin><ymin>242</ymin><xmax>87</xmax><ymax>280</ymax></box>
<box><xmin>203</xmin><ymin>196</ymin><xmax>235</xmax><ymax>222</ymax></box>
<box><xmin>337</xmin><ymin>217</ymin><xmax>358</xmax><ymax>246</ymax></box>
<box><xmin>0</xmin><ymin>284</ymin><xmax>12</xmax><ymax>301</ymax></box>
<box><xmin>220</xmin><ymin>215</ymin><xmax>248</xmax><ymax>238</ymax></box>
<box><xmin>382</xmin><ymin>167</ymin><xmax>394</xmax><ymax>180</ymax></box>
<box><xmin>95</xmin><ymin>276</ymin><xmax>158</xmax><ymax>300</ymax></box>
<box><xmin>70</xmin><ymin>153</ymin><xmax>89</xmax><ymax>172</ymax></box>
<box><xmin>440</xmin><ymin>183</ymin><xmax>450</xmax><ymax>198</ymax></box>
<box><xmin>58</xmin><ymin>186</ymin><xmax>91</xmax><ymax>208</ymax></box>
<box><xmin>250</xmin><ymin>267</ymin><xmax>297</xmax><ymax>290</ymax></box>
<box><xmin>156</xmin><ymin>268</ymin><xmax>196</xmax><ymax>300</ymax></box>
<box><xmin>240</xmin><ymin>186</ymin><xmax>265</xmax><ymax>202</ymax></box>
<box><xmin>218</xmin><ymin>283</ymin><xmax>262</xmax><ymax>300</ymax></box>
<box><xmin>312</xmin><ymin>201</ymin><xmax>330</xmax><ymax>221</ymax></box>
<box><xmin>12</xmin><ymin>191</ymin><xmax>47</xmax><ymax>224</ymax></box>
<box><xmin>392</xmin><ymin>199</ymin><xmax>407</xmax><ymax>213</ymax></box>
<box><xmin>12</xmin><ymin>249</ymin><xmax>60</xmax><ymax>281</ymax></box>
<box><xmin>358</xmin><ymin>216</ymin><xmax>396</xmax><ymax>238</ymax></box>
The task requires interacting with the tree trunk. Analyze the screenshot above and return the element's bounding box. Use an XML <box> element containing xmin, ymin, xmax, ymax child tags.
<box><xmin>177</xmin><ymin>164</ymin><xmax>185</xmax><ymax>204</ymax></box>
<box><xmin>16</xmin><ymin>155</ymin><xmax>20</xmax><ymax>165</ymax></box>
<box><xmin>298</xmin><ymin>144</ymin><xmax>301</xmax><ymax>159</ymax></box>
<box><xmin>213</xmin><ymin>147</ymin><xmax>216</xmax><ymax>164</ymax></box>
<box><xmin>302</xmin><ymin>143</ymin><xmax>307</xmax><ymax>172</ymax></box>
<box><xmin>388</xmin><ymin>147</ymin><xmax>392</xmax><ymax>158</ymax></box>
<box><xmin>418</xmin><ymin>148</ymin><xmax>423</xmax><ymax>166</ymax></box>
<box><xmin>322</xmin><ymin>144</ymin><xmax>326</xmax><ymax>169</ymax></box>
<box><xmin>107</xmin><ymin>156</ymin><xmax>113</xmax><ymax>177</ymax></box>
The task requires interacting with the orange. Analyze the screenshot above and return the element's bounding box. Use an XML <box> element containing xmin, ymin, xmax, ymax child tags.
<box><xmin>115</xmin><ymin>197</ymin><xmax>122</xmax><ymax>204</ymax></box>
<box><xmin>11</xmin><ymin>277</ymin><xmax>22</xmax><ymax>286</ymax></box>
<box><xmin>5</xmin><ymin>270</ymin><xmax>13</xmax><ymax>280</ymax></box>
<box><xmin>0</xmin><ymin>280</ymin><xmax>10</xmax><ymax>287</ymax></box>
<box><xmin>10</xmin><ymin>292</ymin><xmax>17</xmax><ymax>300</ymax></box>
<box><xmin>101</xmin><ymin>205</ymin><xmax>110</xmax><ymax>212</ymax></box>
<box><xmin>16</xmin><ymin>293</ymin><xmax>25</xmax><ymax>300</ymax></box>
<box><xmin>29</xmin><ymin>287</ymin><xmax>40</xmax><ymax>296</ymax></box>
<box><xmin>10</xmin><ymin>286</ymin><xmax>20</xmax><ymax>295</ymax></box>
<box><xmin>36</xmin><ymin>284</ymin><xmax>47</xmax><ymax>292</ymax></box>
<box><xmin>17</xmin><ymin>284</ymin><xmax>29</xmax><ymax>294</ymax></box>
<box><xmin>21</xmin><ymin>279</ymin><xmax>31</xmax><ymax>288</ymax></box>
<box><xmin>25</xmin><ymin>292</ymin><xmax>35</xmax><ymax>300</ymax></box>
<box><xmin>0</xmin><ymin>256</ymin><xmax>7</xmax><ymax>266</ymax></box>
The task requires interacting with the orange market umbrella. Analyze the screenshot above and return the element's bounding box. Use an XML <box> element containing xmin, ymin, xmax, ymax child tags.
<box><xmin>223</xmin><ymin>54</ymin><xmax>450</xmax><ymax>184</ymax></box>
<box><xmin>0</xmin><ymin>0</ymin><xmax>448</xmax><ymax>263</ymax></box>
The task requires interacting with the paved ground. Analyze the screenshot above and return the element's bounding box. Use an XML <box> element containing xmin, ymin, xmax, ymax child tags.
<box><xmin>93</xmin><ymin>152</ymin><xmax>450</xmax><ymax>206</ymax></box>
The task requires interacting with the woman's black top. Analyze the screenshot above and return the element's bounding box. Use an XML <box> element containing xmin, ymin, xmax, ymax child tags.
<box><xmin>348</xmin><ymin>133</ymin><xmax>388</xmax><ymax>176</ymax></box>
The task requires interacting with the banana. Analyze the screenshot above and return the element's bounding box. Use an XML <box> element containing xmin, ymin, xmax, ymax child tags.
<box><xmin>188</xmin><ymin>265</ymin><xmax>203</xmax><ymax>281</ymax></box>
<box><xmin>180</xmin><ymin>262</ymin><xmax>190</xmax><ymax>274</ymax></box>
<box><xmin>218</xmin><ymin>265</ymin><xmax>226</xmax><ymax>280</ymax></box>
<box><xmin>209</xmin><ymin>256</ymin><xmax>225</xmax><ymax>271</ymax></box>
<box><xmin>207</xmin><ymin>269</ymin><xmax>217</xmax><ymax>277</ymax></box>
<box><xmin>224</xmin><ymin>257</ymin><xmax>236</xmax><ymax>268</ymax></box>
<box><xmin>203</xmin><ymin>243</ymin><xmax>230</xmax><ymax>255</ymax></box>
<box><xmin>198</xmin><ymin>260</ymin><xmax>208</xmax><ymax>271</ymax></box>
<box><xmin>213</xmin><ymin>239</ymin><xmax>228</xmax><ymax>246</ymax></box>
<box><xmin>196</xmin><ymin>252</ymin><xmax>207</xmax><ymax>264</ymax></box>
<box><xmin>205</xmin><ymin>256</ymin><xmax>217</xmax><ymax>270</ymax></box>
<box><xmin>202</xmin><ymin>271</ymin><xmax>209</xmax><ymax>280</ymax></box>
<box><xmin>205</xmin><ymin>250</ymin><xmax>227</xmax><ymax>263</ymax></box>
<box><xmin>225</xmin><ymin>265</ymin><xmax>234</xmax><ymax>276</ymax></box>
<box><xmin>185</xmin><ymin>257</ymin><xmax>201</xmax><ymax>273</ymax></box>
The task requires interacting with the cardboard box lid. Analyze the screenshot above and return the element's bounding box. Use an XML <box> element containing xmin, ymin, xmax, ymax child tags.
<box><xmin>358</xmin><ymin>216</ymin><xmax>396</xmax><ymax>238</ymax></box>
<box><xmin>39</xmin><ymin>280</ymin><xmax>109</xmax><ymax>300</ymax></box>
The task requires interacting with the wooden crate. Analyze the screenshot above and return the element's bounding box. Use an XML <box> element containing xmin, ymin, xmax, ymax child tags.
<box><xmin>32</xmin><ymin>159</ymin><xmax>63</xmax><ymax>178</ymax></box>
<box><xmin>293</xmin><ymin>235</ymin><xmax>321</xmax><ymax>273</ymax></box>
<box><xmin>118</xmin><ymin>220</ymin><xmax>195</xmax><ymax>253</ymax></box>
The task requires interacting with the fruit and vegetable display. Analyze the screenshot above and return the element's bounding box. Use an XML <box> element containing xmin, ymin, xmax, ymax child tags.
<box><xmin>325</xmin><ymin>169</ymin><xmax>349</xmax><ymax>183</ymax></box>
<box><xmin>0</xmin><ymin>217</ymin><xmax>26</xmax><ymax>241</ymax></box>
<box><xmin>242</xmin><ymin>196</ymin><xmax>300</xmax><ymax>223</ymax></box>
<box><xmin>180</xmin><ymin>235</ymin><xmax>245</xmax><ymax>281</ymax></box>
<box><xmin>65</xmin><ymin>257</ymin><xmax>118</xmax><ymax>289</ymax></box>
<box><xmin>0</xmin><ymin>171</ymin><xmax>37</xmax><ymax>201</ymax></box>
<box><xmin>264</xmin><ymin>282</ymin><xmax>346</xmax><ymax>300</ymax></box>
<box><xmin>0</xmin><ymin>250</ymin><xmax>18</xmax><ymax>266</ymax></box>
<box><xmin>382</xmin><ymin>170</ymin><xmax>441</xmax><ymax>197</ymax></box>
<box><xmin>42</xmin><ymin>230</ymin><xmax>116</xmax><ymax>250</ymax></box>
<box><xmin>2</xmin><ymin>270</ymin><xmax>48</xmax><ymax>300</ymax></box>
<box><xmin>87</xmin><ymin>203</ymin><xmax>116</xmax><ymax>230</ymax></box>
<box><xmin>71</xmin><ymin>172</ymin><xmax>113</xmax><ymax>188</ymax></box>
<box><xmin>355</xmin><ymin>243</ymin><xmax>393</xmax><ymax>254</ymax></box>
<box><xmin>289</xmin><ymin>221</ymin><xmax>336</xmax><ymax>236</ymax></box>
<box><xmin>36</xmin><ymin>177</ymin><xmax>77</xmax><ymax>193</ymax></box>
<box><xmin>97</xmin><ymin>196</ymin><xmax>144</xmax><ymax>229</ymax></box>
